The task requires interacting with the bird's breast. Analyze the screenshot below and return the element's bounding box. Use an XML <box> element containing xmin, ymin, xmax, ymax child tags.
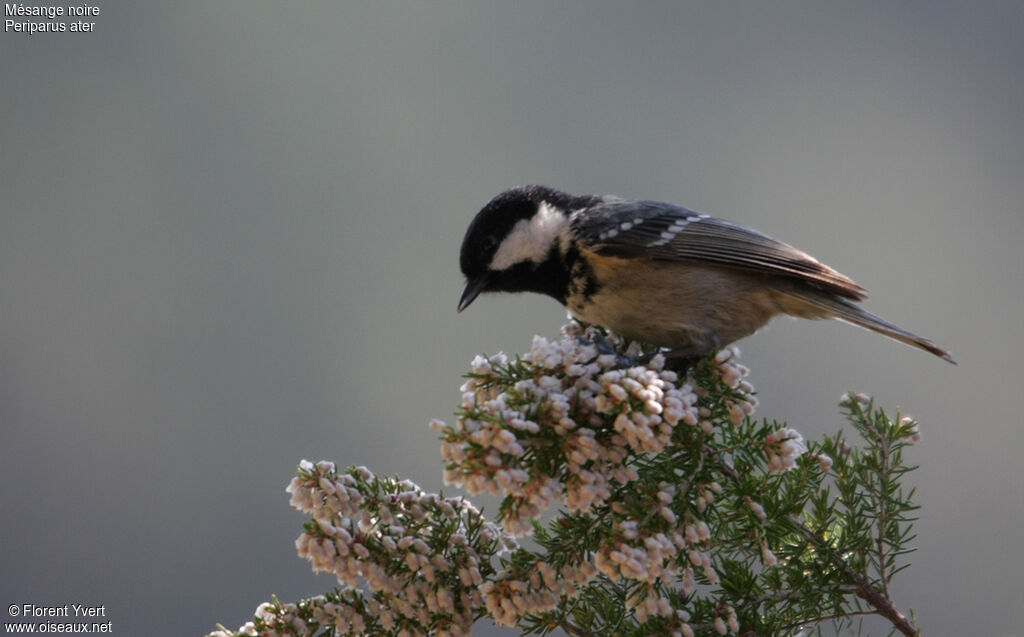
<box><xmin>565</xmin><ymin>253</ymin><xmax>786</xmax><ymax>348</ymax></box>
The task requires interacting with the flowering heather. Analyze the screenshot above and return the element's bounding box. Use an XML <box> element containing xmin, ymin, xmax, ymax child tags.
<box><xmin>211</xmin><ymin>323</ymin><xmax>925</xmax><ymax>637</ymax></box>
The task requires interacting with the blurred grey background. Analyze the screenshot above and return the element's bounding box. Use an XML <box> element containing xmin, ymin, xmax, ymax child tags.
<box><xmin>2</xmin><ymin>2</ymin><xmax>1022</xmax><ymax>635</ymax></box>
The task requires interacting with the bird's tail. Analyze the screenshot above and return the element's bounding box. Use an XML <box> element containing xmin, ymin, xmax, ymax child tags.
<box><xmin>784</xmin><ymin>290</ymin><xmax>956</xmax><ymax>364</ymax></box>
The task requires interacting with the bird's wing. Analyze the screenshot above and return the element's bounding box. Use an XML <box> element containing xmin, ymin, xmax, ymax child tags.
<box><xmin>571</xmin><ymin>197</ymin><xmax>866</xmax><ymax>300</ymax></box>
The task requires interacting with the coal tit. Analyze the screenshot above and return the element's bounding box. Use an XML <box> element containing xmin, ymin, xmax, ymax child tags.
<box><xmin>458</xmin><ymin>185</ymin><xmax>954</xmax><ymax>364</ymax></box>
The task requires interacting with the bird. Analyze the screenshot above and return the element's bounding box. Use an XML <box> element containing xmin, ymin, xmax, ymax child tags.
<box><xmin>457</xmin><ymin>185</ymin><xmax>955</xmax><ymax>364</ymax></box>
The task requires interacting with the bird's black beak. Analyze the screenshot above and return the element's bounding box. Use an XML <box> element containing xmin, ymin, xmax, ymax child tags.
<box><xmin>457</xmin><ymin>275</ymin><xmax>490</xmax><ymax>312</ymax></box>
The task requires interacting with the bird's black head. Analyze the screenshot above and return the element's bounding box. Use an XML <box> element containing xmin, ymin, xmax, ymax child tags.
<box><xmin>458</xmin><ymin>186</ymin><xmax>586</xmax><ymax>311</ymax></box>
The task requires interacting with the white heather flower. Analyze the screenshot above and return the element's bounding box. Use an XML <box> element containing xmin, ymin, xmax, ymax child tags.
<box><xmin>317</xmin><ymin>475</ymin><xmax>336</xmax><ymax>495</ymax></box>
<box><xmin>411</xmin><ymin>538</ymin><xmax>430</xmax><ymax>554</ymax></box>
<box><xmin>607</xmin><ymin>382</ymin><xmax>629</xmax><ymax>402</ymax></box>
<box><xmin>688</xmin><ymin>549</ymin><xmax>702</xmax><ymax>567</ymax></box>
<box><xmin>715</xmin><ymin>615</ymin><xmax>728</xmax><ymax>634</ymax></box>
<box><xmin>841</xmin><ymin>392</ymin><xmax>871</xmax><ymax>406</ymax></box>
<box><xmin>316</xmin><ymin>460</ymin><xmax>336</xmax><ymax>474</ymax></box>
<box><xmin>254</xmin><ymin>602</ymin><xmax>276</xmax><ymax>622</ymax></box>
<box><xmin>470</xmin><ymin>354</ymin><xmax>493</xmax><ymax>375</ymax></box>
<box><xmin>815</xmin><ymin>453</ymin><xmax>834</xmax><ymax>472</ymax></box>
<box><xmin>727</xmin><ymin>607</ymin><xmax>740</xmax><ymax>632</ymax></box>
<box><xmin>704</xmin><ymin>563</ymin><xmax>720</xmax><ymax>585</ymax></box>
<box><xmin>286</xmin><ymin>478</ymin><xmax>315</xmax><ymax>512</ymax></box>
<box><xmin>744</xmin><ymin>496</ymin><xmax>767</xmax><ymax>522</ymax></box>
<box><xmin>765</xmin><ymin>427</ymin><xmax>807</xmax><ymax>473</ymax></box>
<box><xmin>656</xmin><ymin>484</ymin><xmax>675</xmax><ymax>504</ymax></box>
<box><xmin>682</xmin><ymin>566</ymin><xmax>696</xmax><ymax>594</ymax></box>
<box><xmin>761</xmin><ymin>540</ymin><xmax>778</xmax><ymax>566</ymax></box>
<box><xmin>900</xmin><ymin>416</ymin><xmax>922</xmax><ymax>442</ymax></box>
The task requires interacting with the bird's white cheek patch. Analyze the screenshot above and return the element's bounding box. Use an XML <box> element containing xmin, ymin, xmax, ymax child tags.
<box><xmin>489</xmin><ymin>202</ymin><xmax>568</xmax><ymax>271</ymax></box>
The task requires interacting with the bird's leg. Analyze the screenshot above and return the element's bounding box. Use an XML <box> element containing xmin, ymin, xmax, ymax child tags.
<box><xmin>580</xmin><ymin>327</ymin><xmax>719</xmax><ymax>373</ymax></box>
<box><xmin>574</xmin><ymin>330</ymin><xmax>646</xmax><ymax>368</ymax></box>
<box><xmin>586</xmin><ymin>330</ymin><xmax>618</xmax><ymax>356</ymax></box>
<box><xmin>583</xmin><ymin>332</ymin><xmax>661</xmax><ymax>369</ymax></box>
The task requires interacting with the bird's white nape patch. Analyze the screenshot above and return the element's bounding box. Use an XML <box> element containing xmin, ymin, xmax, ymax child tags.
<box><xmin>489</xmin><ymin>202</ymin><xmax>568</xmax><ymax>271</ymax></box>
<box><xmin>648</xmin><ymin>214</ymin><xmax>708</xmax><ymax>246</ymax></box>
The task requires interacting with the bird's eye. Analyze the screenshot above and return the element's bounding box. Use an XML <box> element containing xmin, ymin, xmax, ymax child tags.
<box><xmin>483</xmin><ymin>235</ymin><xmax>500</xmax><ymax>252</ymax></box>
